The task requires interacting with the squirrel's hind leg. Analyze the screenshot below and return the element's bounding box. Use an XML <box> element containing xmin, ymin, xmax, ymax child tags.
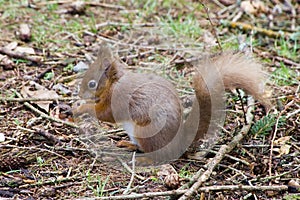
<box><xmin>116</xmin><ymin>140</ymin><xmax>139</xmax><ymax>151</ymax></box>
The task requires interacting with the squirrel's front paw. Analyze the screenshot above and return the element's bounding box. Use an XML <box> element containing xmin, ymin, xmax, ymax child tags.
<box><xmin>117</xmin><ymin>140</ymin><xmax>139</xmax><ymax>151</ymax></box>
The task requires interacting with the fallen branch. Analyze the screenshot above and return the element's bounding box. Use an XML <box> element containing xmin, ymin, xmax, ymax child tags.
<box><xmin>117</xmin><ymin>157</ymin><xmax>145</xmax><ymax>181</ymax></box>
<box><xmin>12</xmin><ymin>89</ymin><xmax>78</xmax><ymax>128</ymax></box>
<box><xmin>0</xmin><ymin>96</ymin><xmax>79</xmax><ymax>102</ymax></box>
<box><xmin>90</xmin><ymin>185</ymin><xmax>287</xmax><ymax>199</ymax></box>
<box><xmin>123</xmin><ymin>152</ymin><xmax>136</xmax><ymax>194</ymax></box>
<box><xmin>0</xmin><ymin>47</ymin><xmax>42</xmax><ymax>64</ymax></box>
<box><xmin>178</xmin><ymin>97</ymin><xmax>255</xmax><ymax>200</ymax></box>
<box><xmin>222</xmin><ymin>21</ymin><xmax>291</xmax><ymax>39</ymax></box>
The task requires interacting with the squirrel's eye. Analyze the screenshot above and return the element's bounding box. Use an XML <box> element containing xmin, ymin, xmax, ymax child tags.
<box><xmin>88</xmin><ymin>80</ymin><xmax>97</xmax><ymax>90</ymax></box>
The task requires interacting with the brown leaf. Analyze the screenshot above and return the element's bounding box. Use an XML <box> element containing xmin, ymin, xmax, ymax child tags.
<box><xmin>21</xmin><ymin>84</ymin><xmax>59</xmax><ymax>112</ymax></box>
<box><xmin>274</xmin><ymin>136</ymin><xmax>291</xmax><ymax>145</ymax></box>
<box><xmin>274</xmin><ymin>144</ymin><xmax>291</xmax><ymax>157</ymax></box>
<box><xmin>240</xmin><ymin>0</ymin><xmax>268</xmax><ymax>14</ymax></box>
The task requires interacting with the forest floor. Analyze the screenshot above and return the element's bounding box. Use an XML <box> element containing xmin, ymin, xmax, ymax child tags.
<box><xmin>0</xmin><ymin>0</ymin><xmax>299</xmax><ymax>199</ymax></box>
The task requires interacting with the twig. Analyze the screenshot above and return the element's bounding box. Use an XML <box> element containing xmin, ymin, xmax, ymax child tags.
<box><xmin>96</xmin><ymin>22</ymin><xmax>156</xmax><ymax>29</ymax></box>
<box><xmin>178</xmin><ymin>97</ymin><xmax>255</xmax><ymax>200</ymax></box>
<box><xmin>218</xmin><ymin>164</ymin><xmax>248</xmax><ymax>179</ymax></box>
<box><xmin>12</xmin><ymin>89</ymin><xmax>78</xmax><ymax>128</ymax></box>
<box><xmin>0</xmin><ymin>96</ymin><xmax>79</xmax><ymax>102</ymax></box>
<box><xmin>222</xmin><ymin>21</ymin><xmax>291</xmax><ymax>39</ymax></box>
<box><xmin>0</xmin><ymin>144</ymin><xmax>68</xmax><ymax>161</ymax></box>
<box><xmin>19</xmin><ymin>176</ymin><xmax>80</xmax><ymax>188</ymax></box>
<box><xmin>251</xmin><ymin>165</ymin><xmax>300</xmax><ymax>183</ymax></box>
<box><xmin>34</xmin><ymin>0</ymin><xmax>73</xmax><ymax>5</ymax></box>
<box><xmin>34</xmin><ymin>66</ymin><xmax>54</xmax><ymax>80</ymax></box>
<box><xmin>206</xmin><ymin>149</ymin><xmax>250</xmax><ymax>166</ymax></box>
<box><xmin>16</xmin><ymin>126</ymin><xmax>62</xmax><ymax>144</ymax></box>
<box><xmin>201</xmin><ymin>3</ymin><xmax>223</xmax><ymax>51</ymax></box>
<box><xmin>35</xmin><ymin>129</ymin><xmax>63</xmax><ymax>144</ymax></box>
<box><xmin>86</xmin><ymin>2</ymin><xmax>125</xmax><ymax>10</ymax></box>
<box><xmin>89</xmin><ymin>185</ymin><xmax>287</xmax><ymax>199</ymax></box>
<box><xmin>84</xmin><ymin>31</ymin><xmax>203</xmax><ymax>51</ymax></box>
<box><xmin>211</xmin><ymin>0</ymin><xmax>226</xmax><ymax>8</ymax></box>
<box><xmin>123</xmin><ymin>152</ymin><xmax>136</xmax><ymax>194</ymax></box>
<box><xmin>117</xmin><ymin>157</ymin><xmax>145</xmax><ymax>180</ymax></box>
<box><xmin>253</xmin><ymin>48</ymin><xmax>300</xmax><ymax>68</ymax></box>
<box><xmin>120</xmin><ymin>50</ymin><xmax>155</xmax><ymax>61</ymax></box>
<box><xmin>274</xmin><ymin>56</ymin><xmax>300</xmax><ymax>67</ymax></box>
<box><xmin>34</xmin><ymin>0</ymin><xmax>125</xmax><ymax>10</ymax></box>
<box><xmin>236</xmin><ymin>89</ymin><xmax>248</xmax><ymax>124</ymax></box>
<box><xmin>268</xmin><ymin>99</ymin><xmax>295</xmax><ymax>176</ymax></box>
<box><xmin>0</xmin><ymin>47</ymin><xmax>42</xmax><ymax>64</ymax></box>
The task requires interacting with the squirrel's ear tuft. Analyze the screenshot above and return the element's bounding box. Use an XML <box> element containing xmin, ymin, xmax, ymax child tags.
<box><xmin>89</xmin><ymin>43</ymin><xmax>114</xmax><ymax>70</ymax></box>
<box><xmin>103</xmin><ymin>58</ymin><xmax>111</xmax><ymax>70</ymax></box>
<box><xmin>98</xmin><ymin>43</ymin><xmax>113</xmax><ymax>60</ymax></box>
<box><xmin>104</xmin><ymin>59</ymin><xmax>124</xmax><ymax>81</ymax></box>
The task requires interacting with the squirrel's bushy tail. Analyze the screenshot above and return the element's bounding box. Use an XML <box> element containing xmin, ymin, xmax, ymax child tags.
<box><xmin>193</xmin><ymin>52</ymin><xmax>271</xmax><ymax>141</ymax></box>
<box><xmin>212</xmin><ymin>52</ymin><xmax>270</xmax><ymax>106</ymax></box>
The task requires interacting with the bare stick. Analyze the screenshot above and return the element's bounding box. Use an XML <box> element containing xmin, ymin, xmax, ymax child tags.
<box><xmin>0</xmin><ymin>96</ymin><xmax>79</xmax><ymax>102</ymax></box>
<box><xmin>117</xmin><ymin>157</ymin><xmax>145</xmax><ymax>181</ymax></box>
<box><xmin>0</xmin><ymin>47</ymin><xmax>42</xmax><ymax>63</ymax></box>
<box><xmin>90</xmin><ymin>185</ymin><xmax>287</xmax><ymax>199</ymax></box>
<box><xmin>12</xmin><ymin>89</ymin><xmax>78</xmax><ymax>128</ymax></box>
<box><xmin>201</xmin><ymin>3</ymin><xmax>223</xmax><ymax>51</ymax></box>
<box><xmin>83</xmin><ymin>31</ymin><xmax>203</xmax><ymax>51</ymax></box>
<box><xmin>0</xmin><ymin>144</ymin><xmax>68</xmax><ymax>161</ymax></box>
<box><xmin>178</xmin><ymin>97</ymin><xmax>255</xmax><ymax>200</ymax></box>
<box><xmin>85</xmin><ymin>2</ymin><xmax>125</xmax><ymax>10</ymax></box>
<box><xmin>223</xmin><ymin>21</ymin><xmax>291</xmax><ymax>39</ymax></box>
<box><xmin>123</xmin><ymin>152</ymin><xmax>136</xmax><ymax>194</ymax></box>
<box><xmin>268</xmin><ymin>100</ymin><xmax>295</xmax><ymax>176</ymax></box>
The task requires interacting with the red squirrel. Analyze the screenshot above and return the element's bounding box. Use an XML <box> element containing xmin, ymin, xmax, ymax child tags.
<box><xmin>73</xmin><ymin>44</ymin><xmax>271</xmax><ymax>163</ymax></box>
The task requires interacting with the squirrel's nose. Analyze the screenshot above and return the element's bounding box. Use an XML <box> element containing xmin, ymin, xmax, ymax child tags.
<box><xmin>74</xmin><ymin>99</ymin><xmax>86</xmax><ymax>108</ymax></box>
<box><xmin>72</xmin><ymin>99</ymin><xmax>87</xmax><ymax>116</ymax></box>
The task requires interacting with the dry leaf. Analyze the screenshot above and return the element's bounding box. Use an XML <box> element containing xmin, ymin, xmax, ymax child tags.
<box><xmin>273</xmin><ymin>143</ymin><xmax>291</xmax><ymax>157</ymax></box>
<box><xmin>274</xmin><ymin>136</ymin><xmax>291</xmax><ymax>145</ymax></box>
<box><xmin>203</xmin><ymin>31</ymin><xmax>217</xmax><ymax>49</ymax></box>
<box><xmin>273</xmin><ymin>136</ymin><xmax>291</xmax><ymax>157</ymax></box>
<box><xmin>21</xmin><ymin>85</ymin><xmax>59</xmax><ymax>112</ymax></box>
<box><xmin>277</xmin><ymin>144</ymin><xmax>291</xmax><ymax>157</ymax></box>
<box><xmin>240</xmin><ymin>0</ymin><xmax>267</xmax><ymax>14</ymax></box>
<box><xmin>53</xmin><ymin>83</ymin><xmax>72</xmax><ymax>95</ymax></box>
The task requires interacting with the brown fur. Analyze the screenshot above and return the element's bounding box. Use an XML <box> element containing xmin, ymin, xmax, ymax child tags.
<box><xmin>74</xmin><ymin>45</ymin><xmax>271</xmax><ymax>162</ymax></box>
<box><xmin>193</xmin><ymin>52</ymin><xmax>271</xmax><ymax>140</ymax></box>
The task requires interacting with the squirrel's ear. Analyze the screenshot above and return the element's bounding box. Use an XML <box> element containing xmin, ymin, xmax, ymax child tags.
<box><xmin>90</xmin><ymin>43</ymin><xmax>114</xmax><ymax>70</ymax></box>
<box><xmin>104</xmin><ymin>59</ymin><xmax>124</xmax><ymax>81</ymax></box>
<box><xmin>98</xmin><ymin>43</ymin><xmax>113</xmax><ymax>60</ymax></box>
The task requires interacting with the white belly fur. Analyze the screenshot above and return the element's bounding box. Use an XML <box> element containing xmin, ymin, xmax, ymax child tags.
<box><xmin>122</xmin><ymin>121</ymin><xmax>138</xmax><ymax>145</ymax></box>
